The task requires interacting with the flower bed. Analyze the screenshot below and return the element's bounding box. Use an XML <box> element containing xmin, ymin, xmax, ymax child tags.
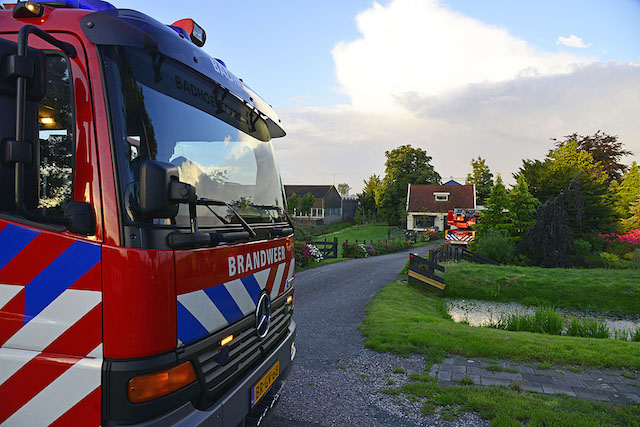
<box><xmin>342</xmin><ymin>239</ymin><xmax>411</xmax><ymax>258</ymax></box>
<box><xmin>598</xmin><ymin>230</ymin><xmax>640</xmax><ymax>246</ymax></box>
<box><xmin>294</xmin><ymin>241</ymin><xmax>323</xmax><ymax>267</ymax></box>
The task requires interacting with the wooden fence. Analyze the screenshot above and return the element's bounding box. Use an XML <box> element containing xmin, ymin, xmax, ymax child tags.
<box><xmin>433</xmin><ymin>244</ymin><xmax>500</xmax><ymax>265</ymax></box>
<box><xmin>307</xmin><ymin>238</ymin><xmax>339</xmax><ymax>259</ymax></box>
<box><xmin>408</xmin><ymin>252</ymin><xmax>446</xmax><ymax>291</ymax></box>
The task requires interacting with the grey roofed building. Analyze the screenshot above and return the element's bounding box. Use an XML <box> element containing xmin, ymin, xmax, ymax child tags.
<box><xmin>284</xmin><ymin>185</ymin><xmax>342</xmax><ymax>225</ymax></box>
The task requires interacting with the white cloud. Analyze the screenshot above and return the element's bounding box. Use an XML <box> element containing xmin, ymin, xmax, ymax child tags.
<box><xmin>557</xmin><ymin>35</ymin><xmax>592</xmax><ymax>48</ymax></box>
<box><xmin>332</xmin><ymin>0</ymin><xmax>591</xmax><ymax>113</ymax></box>
<box><xmin>274</xmin><ymin>0</ymin><xmax>640</xmax><ymax>192</ymax></box>
<box><xmin>287</xmin><ymin>94</ymin><xmax>315</xmax><ymax>105</ymax></box>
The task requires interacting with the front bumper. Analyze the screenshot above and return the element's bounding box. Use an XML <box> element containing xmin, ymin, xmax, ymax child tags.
<box><xmin>135</xmin><ymin>320</ymin><xmax>296</xmax><ymax>427</ymax></box>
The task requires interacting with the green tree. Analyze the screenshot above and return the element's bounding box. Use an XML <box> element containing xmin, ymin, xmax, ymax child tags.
<box><xmin>354</xmin><ymin>209</ymin><xmax>364</xmax><ymax>227</ymax></box>
<box><xmin>543</xmin><ymin>140</ymin><xmax>615</xmax><ymax>233</ymax></box>
<box><xmin>615</xmin><ymin>161</ymin><xmax>640</xmax><ymax>222</ymax></box>
<box><xmin>286</xmin><ymin>193</ymin><xmax>299</xmax><ymax>215</ymax></box>
<box><xmin>477</xmin><ymin>175</ymin><xmax>511</xmax><ymax>234</ymax></box>
<box><xmin>553</xmin><ymin>131</ymin><xmax>632</xmax><ymax>182</ymax></box>
<box><xmin>513</xmin><ymin>159</ymin><xmax>548</xmax><ymax>202</ymax></box>
<box><xmin>509</xmin><ymin>175</ymin><xmax>540</xmax><ymax>239</ymax></box>
<box><xmin>466</xmin><ymin>157</ymin><xmax>494</xmax><ymax>204</ymax></box>
<box><xmin>378</xmin><ymin>145</ymin><xmax>441</xmax><ymax>224</ymax></box>
<box><xmin>358</xmin><ymin>174</ymin><xmax>381</xmax><ymax>218</ymax></box>
<box><xmin>516</xmin><ymin>180</ymin><xmax>584</xmax><ymax>268</ymax></box>
<box><xmin>298</xmin><ymin>193</ymin><xmax>315</xmax><ymax>216</ymax></box>
<box><xmin>337</xmin><ymin>183</ymin><xmax>351</xmax><ymax>196</ymax></box>
<box><xmin>622</xmin><ymin>196</ymin><xmax>640</xmax><ymax>231</ymax></box>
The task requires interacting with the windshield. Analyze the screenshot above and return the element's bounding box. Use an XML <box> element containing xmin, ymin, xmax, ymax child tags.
<box><xmin>101</xmin><ymin>46</ymin><xmax>286</xmax><ymax>228</ymax></box>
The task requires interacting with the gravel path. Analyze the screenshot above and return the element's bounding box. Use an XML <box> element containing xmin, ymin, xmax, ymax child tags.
<box><xmin>262</xmin><ymin>246</ymin><xmax>488</xmax><ymax>427</ymax></box>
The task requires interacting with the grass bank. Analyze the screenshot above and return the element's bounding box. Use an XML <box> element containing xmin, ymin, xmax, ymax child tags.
<box><xmin>443</xmin><ymin>263</ymin><xmax>640</xmax><ymax>313</ymax></box>
<box><xmin>386</xmin><ymin>374</ymin><xmax>640</xmax><ymax>426</ymax></box>
<box><xmin>360</xmin><ymin>269</ymin><xmax>640</xmax><ymax>369</ymax></box>
<box><xmin>316</xmin><ymin>222</ymin><xmax>406</xmax><ymax>257</ymax></box>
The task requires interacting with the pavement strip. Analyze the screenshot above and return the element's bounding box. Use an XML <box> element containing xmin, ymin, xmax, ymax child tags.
<box><xmin>432</xmin><ymin>356</ymin><xmax>640</xmax><ymax>404</ymax></box>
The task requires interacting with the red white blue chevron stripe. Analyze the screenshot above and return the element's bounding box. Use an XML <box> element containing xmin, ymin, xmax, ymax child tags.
<box><xmin>445</xmin><ymin>232</ymin><xmax>474</xmax><ymax>243</ymax></box>
<box><xmin>177</xmin><ymin>259</ymin><xmax>294</xmax><ymax>346</ymax></box>
<box><xmin>0</xmin><ymin>221</ymin><xmax>102</xmax><ymax>426</ymax></box>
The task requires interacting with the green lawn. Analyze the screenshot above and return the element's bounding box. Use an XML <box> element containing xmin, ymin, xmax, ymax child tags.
<box><xmin>362</xmin><ymin>264</ymin><xmax>640</xmax><ymax>425</ymax></box>
<box><xmin>443</xmin><ymin>263</ymin><xmax>640</xmax><ymax>313</ymax></box>
<box><xmin>388</xmin><ymin>375</ymin><xmax>640</xmax><ymax>427</ymax></box>
<box><xmin>315</xmin><ymin>222</ymin><xmax>406</xmax><ymax>257</ymax></box>
<box><xmin>293</xmin><ymin>221</ymin><xmax>353</xmax><ymax>241</ymax></box>
<box><xmin>360</xmin><ymin>268</ymin><xmax>640</xmax><ymax>369</ymax></box>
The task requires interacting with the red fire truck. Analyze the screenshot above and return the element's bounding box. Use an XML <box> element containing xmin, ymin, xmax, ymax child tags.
<box><xmin>0</xmin><ymin>2</ymin><xmax>296</xmax><ymax>425</ymax></box>
<box><xmin>444</xmin><ymin>208</ymin><xmax>480</xmax><ymax>245</ymax></box>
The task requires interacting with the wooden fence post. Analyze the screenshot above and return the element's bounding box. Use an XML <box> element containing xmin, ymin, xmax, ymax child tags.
<box><xmin>428</xmin><ymin>249</ymin><xmax>435</xmax><ymax>275</ymax></box>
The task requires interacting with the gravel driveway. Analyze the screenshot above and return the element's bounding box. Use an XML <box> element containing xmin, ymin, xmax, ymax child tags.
<box><xmin>261</xmin><ymin>245</ymin><xmax>488</xmax><ymax>427</ymax></box>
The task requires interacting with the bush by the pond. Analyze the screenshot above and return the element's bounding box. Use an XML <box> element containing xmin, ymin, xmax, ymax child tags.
<box><xmin>491</xmin><ymin>309</ymin><xmax>618</xmax><ymax>339</ymax></box>
<box><xmin>492</xmin><ymin>307</ymin><xmax>563</xmax><ymax>335</ymax></box>
<box><xmin>565</xmin><ymin>317</ymin><xmax>610</xmax><ymax>339</ymax></box>
<box><xmin>476</xmin><ymin>231</ymin><xmax>514</xmax><ymax>264</ymax></box>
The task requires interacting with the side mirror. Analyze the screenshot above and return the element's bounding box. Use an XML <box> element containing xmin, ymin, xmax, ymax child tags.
<box><xmin>64</xmin><ymin>201</ymin><xmax>96</xmax><ymax>236</ymax></box>
<box><xmin>138</xmin><ymin>159</ymin><xmax>195</xmax><ymax>219</ymax></box>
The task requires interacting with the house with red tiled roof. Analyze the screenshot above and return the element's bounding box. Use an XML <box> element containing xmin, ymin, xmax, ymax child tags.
<box><xmin>406</xmin><ymin>183</ymin><xmax>476</xmax><ymax>231</ymax></box>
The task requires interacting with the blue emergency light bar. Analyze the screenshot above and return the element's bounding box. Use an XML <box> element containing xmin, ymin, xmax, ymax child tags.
<box><xmin>33</xmin><ymin>0</ymin><xmax>115</xmax><ymax>11</ymax></box>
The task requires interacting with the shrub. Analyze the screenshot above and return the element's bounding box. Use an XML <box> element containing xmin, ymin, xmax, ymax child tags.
<box><xmin>565</xmin><ymin>318</ymin><xmax>610</xmax><ymax>339</ymax></box>
<box><xmin>600</xmin><ymin>252</ymin><xmax>619</xmax><ymax>268</ymax></box>
<box><xmin>294</xmin><ymin>241</ymin><xmax>312</xmax><ymax>268</ymax></box>
<box><xmin>493</xmin><ymin>307</ymin><xmax>563</xmax><ymax>335</ymax></box>
<box><xmin>634</xmin><ymin>249</ymin><xmax>640</xmax><ymax>270</ymax></box>
<box><xmin>574</xmin><ymin>239</ymin><xmax>592</xmax><ymax>257</ymax></box>
<box><xmin>477</xmin><ymin>231</ymin><xmax>514</xmax><ymax>264</ymax></box>
<box><xmin>343</xmin><ymin>240</ymin><xmax>410</xmax><ymax>258</ymax></box>
<box><xmin>294</xmin><ymin>242</ymin><xmax>323</xmax><ymax>268</ymax></box>
<box><xmin>342</xmin><ymin>242</ymin><xmax>363</xmax><ymax>258</ymax></box>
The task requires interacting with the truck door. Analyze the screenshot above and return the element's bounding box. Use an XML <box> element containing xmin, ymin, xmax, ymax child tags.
<box><xmin>0</xmin><ymin>34</ymin><xmax>103</xmax><ymax>426</ymax></box>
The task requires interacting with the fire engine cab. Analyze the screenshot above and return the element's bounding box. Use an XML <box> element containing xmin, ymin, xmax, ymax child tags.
<box><xmin>0</xmin><ymin>2</ymin><xmax>296</xmax><ymax>425</ymax></box>
<box><xmin>444</xmin><ymin>208</ymin><xmax>480</xmax><ymax>245</ymax></box>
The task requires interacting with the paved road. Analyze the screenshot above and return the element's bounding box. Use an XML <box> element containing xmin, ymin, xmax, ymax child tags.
<box><xmin>262</xmin><ymin>245</ymin><xmax>487</xmax><ymax>427</ymax></box>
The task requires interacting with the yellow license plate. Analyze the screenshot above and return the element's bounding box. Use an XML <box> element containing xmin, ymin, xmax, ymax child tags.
<box><xmin>251</xmin><ymin>361</ymin><xmax>279</xmax><ymax>408</ymax></box>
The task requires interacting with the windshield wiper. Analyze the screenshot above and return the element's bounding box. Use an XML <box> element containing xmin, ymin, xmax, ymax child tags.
<box><xmin>247</xmin><ymin>204</ymin><xmax>294</xmax><ymax>230</ymax></box>
<box><xmin>196</xmin><ymin>198</ymin><xmax>257</xmax><ymax>238</ymax></box>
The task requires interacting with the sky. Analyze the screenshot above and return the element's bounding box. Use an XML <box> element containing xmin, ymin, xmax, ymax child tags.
<box><xmin>108</xmin><ymin>0</ymin><xmax>640</xmax><ymax>193</ymax></box>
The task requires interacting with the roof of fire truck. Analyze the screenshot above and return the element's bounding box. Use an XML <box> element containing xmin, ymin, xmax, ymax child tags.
<box><xmin>1</xmin><ymin>0</ymin><xmax>286</xmax><ymax>138</ymax></box>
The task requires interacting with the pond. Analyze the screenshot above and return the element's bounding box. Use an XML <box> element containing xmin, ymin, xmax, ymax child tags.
<box><xmin>447</xmin><ymin>299</ymin><xmax>640</xmax><ymax>339</ymax></box>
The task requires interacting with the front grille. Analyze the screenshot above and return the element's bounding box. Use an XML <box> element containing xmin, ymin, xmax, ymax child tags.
<box><xmin>190</xmin><ymin>289</ymin><xmax>293</xmax><ymax>402</ymax></box>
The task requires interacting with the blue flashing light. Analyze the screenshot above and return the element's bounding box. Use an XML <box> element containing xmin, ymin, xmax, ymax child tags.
<box><xmin>167</xmin><ymin>25</ymin><xmax>190</xmax><ymax>41</ymax></box>
<box><xmin>34</xmin><ymin>0</ymin><xmax>115</xmax><ymax>11</ymax></box>
<box><xmin>215</xmin><ymin>58</ymin><xmax>226</xmax><ymax>68</ymax></box>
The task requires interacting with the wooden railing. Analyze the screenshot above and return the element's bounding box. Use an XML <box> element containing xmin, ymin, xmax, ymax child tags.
<box><xmin>408</xmin><ymin>252</ymin><xmax>445</xmax><ymax>291</ymax></box>
<box><xmin>433</xmin><ymin>245</ymin><xmax>500</xmax><ymax>265</ymax></box>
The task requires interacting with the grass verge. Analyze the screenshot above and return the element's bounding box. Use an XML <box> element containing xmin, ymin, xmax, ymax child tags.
<box><xmin>316</xmin><ymin>222</ymin><xmax>407</xmax><ymax>257</ymax></box>
<box><xmin>443</xmin><ymin>263</ymin><xmax>640</xmax><ymax>313</ymax></box>
<box><xmin>393</xmin><ymin>375</ymin><xmax>640</xmax><ymax>426</ymax></box>
<box><xmin>360</xmin><ymin>270</ymin><xmax>640</xmax><ymax>369</ymax></box>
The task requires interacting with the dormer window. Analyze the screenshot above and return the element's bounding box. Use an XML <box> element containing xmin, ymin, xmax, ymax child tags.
<box><xmin>434</xmin><ymin>192</ymin><xmax>450</xmax><ymax>202</ymax></box>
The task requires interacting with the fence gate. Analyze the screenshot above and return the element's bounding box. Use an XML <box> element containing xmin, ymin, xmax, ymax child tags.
<box><xmin>307</xmin><ymin>238</ymin><xmax>338</xmax><ymax>259</ymax></box>
<box><xmin>408</xmin><ymin>251</ymin><xmax>445</xmax><ymax>291</ymax></box>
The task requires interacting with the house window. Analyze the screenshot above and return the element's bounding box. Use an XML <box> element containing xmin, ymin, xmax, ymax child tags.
<box><xmin>434</xmin><ymin>192</ymin><xmax>450</xmax><ymax>202</ymax></box>
<box><xmin>414</xmin><ymin>215</ymin><xmax>435</xmax><ymax>229</ymax></box>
